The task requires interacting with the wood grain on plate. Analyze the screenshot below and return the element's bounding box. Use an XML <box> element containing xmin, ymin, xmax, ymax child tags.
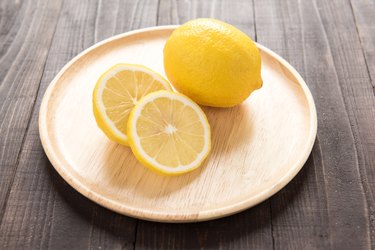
<box><xmin>38</xmin><ymin>26</ymin><xmax>316</xmax><ymax>222</ymax></box>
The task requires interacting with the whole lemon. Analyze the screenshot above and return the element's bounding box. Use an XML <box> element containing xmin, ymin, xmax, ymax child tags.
<box><xmin>163</xmin><ymin>18</ymin><xmax>263</xmax><ymax>107</ymax></box>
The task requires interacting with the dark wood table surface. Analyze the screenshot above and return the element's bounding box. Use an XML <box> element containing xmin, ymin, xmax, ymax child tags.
<box><xmin>1</xmin><ymin>0</ymin><xmax>374</xmax><ymax>249</ymax></box>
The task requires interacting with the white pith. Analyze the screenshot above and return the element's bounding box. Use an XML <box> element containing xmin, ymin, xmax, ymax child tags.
<box><xmin>96</xmin><ymin>65</ymin><xmax>171</xmax><ymax>141</ymax></box>
<box><xmin>130</xmin><ymin>91</ymin><xmax>211</xmax><ymax>173</ymax></box>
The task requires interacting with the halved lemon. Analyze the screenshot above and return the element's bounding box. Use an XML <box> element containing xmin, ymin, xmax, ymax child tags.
<box><xmin>127</xmin><ymin>90</ymin><xmax>211</xmax><ymax>175</ymax></box>
<box><xmin>93</xmin><ymin>64</ymin><xmax>171</xmax><ymax>145</ymax></box>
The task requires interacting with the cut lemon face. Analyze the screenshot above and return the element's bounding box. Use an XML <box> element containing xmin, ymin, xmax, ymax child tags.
<box><xmin>127</xmin><ymin>90</ymin><xmax>211</xmax><ymax>175</ymax></box>
<box><xmin>93</xmin><ymin>64</ymin><xmax>171</xmax><ymax>145</ymax></box>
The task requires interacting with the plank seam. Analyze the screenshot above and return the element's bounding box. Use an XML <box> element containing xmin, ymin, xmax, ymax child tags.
<box><xmin>46</xmin><ymin>176</ymin><xmax>59</xmax><ymax>250</ymax></box>
<box><xmin>156</xmin><ymin>0</ymin><xmax>161</xmax><ymax>26</ymax></box>
<box><xmin>251</xmin><ymin>0</ymin><xmax>257</xmax><ymax>42</ymax></box>
<box><xmin>314</xmin><ymin>138</ymin><xmax>333</xmax><ymax>249</ymax></box>
<box><xmin>132</xmin><ymin>219</ymin><xmax>139</xmax><ymax>250</ymax></box>
<box><xmin>94</xmin><ymin>0</ymin><xmax>102</xmax><ymax>43</ymax></box>
<box><xmin>269</xmin><ymin>201</ymin><xmax>275</xmax><ymax>250</ymax></box>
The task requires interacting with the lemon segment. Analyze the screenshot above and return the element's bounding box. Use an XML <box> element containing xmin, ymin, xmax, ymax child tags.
<box><xmin>93</xmin><ymin>64</ymin><xmax>171</xmax><ymax>145</ymax></box>
<box><xmin>127</xmin><ymin>90</ymin><xmax>211</xmax><ymax>175</ymax></box>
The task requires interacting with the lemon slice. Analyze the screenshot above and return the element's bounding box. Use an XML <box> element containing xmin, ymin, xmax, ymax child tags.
<box><xmin>93</xmin><ymin>64</ymin><xmax>171</xmax><ymax>145</ymax></box>
<box><xmin>127</xmin><ymin>90</ymin><xmax>211</xmax><ymax>175</ymax></box>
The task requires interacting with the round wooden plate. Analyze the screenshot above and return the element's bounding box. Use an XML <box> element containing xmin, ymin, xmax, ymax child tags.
<box><xmin>39</xmin><ymin>26</ymin><xmax>317</xmax><ymax>222</ymax></box>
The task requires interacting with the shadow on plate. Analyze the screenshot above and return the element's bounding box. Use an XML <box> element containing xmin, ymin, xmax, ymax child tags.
<box><xmin>96</xmin><ymin>103</ymin><xmax>255</xmax><ymax>199</ymax></box>
<box><xmin>47</xmin><ymin>141</ymin><xmax>313</xmax><ymax>248</ymax></box>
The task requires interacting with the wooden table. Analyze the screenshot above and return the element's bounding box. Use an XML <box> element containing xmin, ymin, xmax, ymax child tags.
<box><xmin>0</xmin><ymin>0</ymin><xmax>374</xmax><ymax>249</ymax></box>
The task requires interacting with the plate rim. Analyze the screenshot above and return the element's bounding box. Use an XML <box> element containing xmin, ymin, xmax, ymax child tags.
<box><xmin>39</xmin><ymin>25</ymin><xmax>317</xmax><ymax>222</ymax></box>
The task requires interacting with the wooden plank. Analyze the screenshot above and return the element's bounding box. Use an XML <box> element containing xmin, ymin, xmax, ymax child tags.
<box><xmin>0</xmin><ymin>0</ymin><xmax>25</xmax><ymax>60</ymax></box>
<box><xmin>349</xmin><ymin>0</ymin><xmax>375</xmax><ymax>88</ymax></box>
<box><xmin>349</xmin><ymin>1</ymin><xmax>375</xmax><ymax>245</ymax></box>
<box><xmin>255</xmin><ymin>0</ymin><xmax>373</xmax><ymax>248</ymax></box>
<box><xmin>157</xmin><ymin>0</ymin><xmax>256</xmax><ymax>39</ymax></box>
<box><xmin>0</xmin><ymin>0</ymin><xmax>160</xmax><ymax>248</ymax></box>
<box><xmin>0</xmin><ymin>0</ymin><xmax>63</xmax><ymax>219</ymax></box>
<box><xmin>318</xmin><ymin>0</ymin><xmax>375</xmax><ymax>247</ymax></box>
<box><xmin>253</xmin><ymin>2</ymin><xmax>332</xmax><ymax>248</ymax></box>
<box><xmin>136</xmin><ymin>1</ymin><xmax>273</xmax><ymax>249</ymax></box>
<box><xmin>137</xmin><ymin>202</ymin><xmax>272</xmax><ymax>249</ymax></box>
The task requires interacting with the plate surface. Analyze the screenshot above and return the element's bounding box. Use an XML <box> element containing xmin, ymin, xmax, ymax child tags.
<box><xmin>39</xmin><ymin>26</ymin><xmax>317</xmax><ymax>222</ymax></box>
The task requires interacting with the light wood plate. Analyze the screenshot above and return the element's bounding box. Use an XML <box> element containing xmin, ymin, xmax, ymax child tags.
<box><xmin>39</xmin><ymin>26</ymin><xmax>317</xmax><ymax>222</ymax></box>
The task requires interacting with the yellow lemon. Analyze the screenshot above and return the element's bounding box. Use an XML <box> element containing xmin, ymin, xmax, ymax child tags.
<box><xmin>127</xmin><ymin>90</ymin><xmax>211</xmax><ymax>175</ymax></box>
<box><xmin>93</xmin><ymin>64</ymin><xmax>171</xmax><ymax>145</ymax></box>
<box><xmin>164</xmin><ymin>18</ymin><xmax>262</xmax><ymax>107</ymax></box>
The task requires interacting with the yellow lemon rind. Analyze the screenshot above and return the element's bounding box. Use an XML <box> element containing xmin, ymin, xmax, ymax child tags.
<box><xmin>163</xmin><ymin>18</ymin><xmax>263</xmax><ymax>107</ymax></box>
<box><xmin>127</xmin><ymin>90</ymin><xmax>211</xmax><ymax>176</ymax></box>
<box><xmin>93</xmin><ymin>64</ymin><xmax>171</xmax><ymax>146</ymax></box>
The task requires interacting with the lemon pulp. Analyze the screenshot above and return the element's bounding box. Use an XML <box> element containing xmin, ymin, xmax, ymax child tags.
<box><xmin>93</xmin><ymin>64</ymin><xmax>171</xmax><ymax>145</ymax></box>
<box><xmin>128</xmin><ymin>90</ymin><xmax>211</xmax><ymax>175</ymax></box>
